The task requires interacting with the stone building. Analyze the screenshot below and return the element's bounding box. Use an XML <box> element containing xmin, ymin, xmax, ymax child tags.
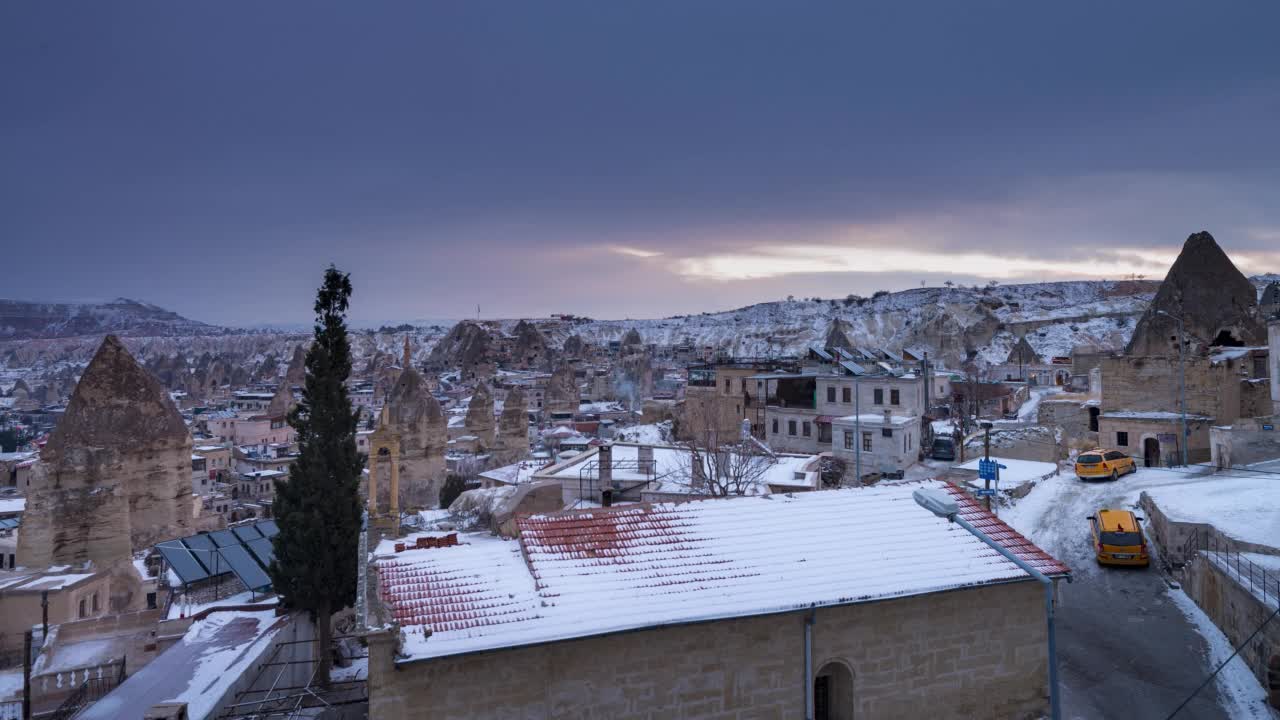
<box><xmin>17</xmin><ymin>335</ymin><xmax>195</xmax><ymax>610</ymax></box>
<box><xmin>1097</xmin><ymin>232</ymin><xmax>1270</xmax><ymax>466</ymax></box>
<box><xmin>365</xmin><ymin>481</ymin><xmax>1068</xmax><ymax>720</ymax></box>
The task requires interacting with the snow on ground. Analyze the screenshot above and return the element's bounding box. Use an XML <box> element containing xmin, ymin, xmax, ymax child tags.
<box><xmin>953</xmin><ymin>457</ymin><xmax>1058</xmax><ymax>490</ymax></box>
<box><xmin>0</xmin><ymin>668</ymin><xmax>20</xmax><ymax>701</ymax></box>
<box><xmin>1140</xmin><ymin>473</ymin><xmax>1280</xmax><ymax>549</ymax></box>
<box><xmin>1166</xmin><ymin>589</ymin><xmax>1279</xmax><ymax>720</ymax></box>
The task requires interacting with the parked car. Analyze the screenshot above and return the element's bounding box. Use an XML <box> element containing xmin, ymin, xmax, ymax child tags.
<box><xmin>1087</xmin><ymin>509</ymin><xmax>1149</xmax><ymax>567</ymax></box>
<box><xmin>1074</xmin><ymin>448</ymin><xmax>1136</xmax><ymax>481</ymax></box>
<box><xmin>930</xmin><ymin>436</ymin><xmax>956</xmax><ymax>461</ymax></box>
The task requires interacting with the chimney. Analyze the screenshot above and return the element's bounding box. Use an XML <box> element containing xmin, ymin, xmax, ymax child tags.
<box><xmin>597</xmin><ymin>444</ymin><xmax>613</xmax><ymax>488</ymax></box>
<box><xmin>637</xmin><ymin>445</ymin><xmax>654</xmax><ymax>476</ymax></box>
<box><xmin>883</xmin><ymin>409</ymin><xmax>892</xmax><ymax>426</ymax></box>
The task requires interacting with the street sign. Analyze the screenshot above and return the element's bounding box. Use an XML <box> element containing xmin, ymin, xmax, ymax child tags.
<box><xmin>974</xmin><ymin>488</ymin><xmax>998</xmax><ymax>497</ymax></box>
<box><xmin>978</xmin><ymin>459</ymin><xmax>1008</xmax><ymax>481</ymax></box>
<box><xmin>1263</xmin><ymin>424</ymin><xmax>1275</xmax><ymax>431</ymax></box>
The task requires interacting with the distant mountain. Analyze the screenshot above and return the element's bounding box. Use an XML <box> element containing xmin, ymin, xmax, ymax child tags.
<box><xmin>0</xmin><ymin>298</ymin><xmax>221</xmax><ymax>340</ymax></box>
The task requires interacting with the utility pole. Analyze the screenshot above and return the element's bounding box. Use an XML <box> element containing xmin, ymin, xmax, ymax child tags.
<box><xmin>854</xmin><ymin>376</ymin><xmax>861</xmax><ymax>483</ymax></box>
<box><xmin>982</xmin><ymin>421</ymin><xmax>993</xmax><ymax>512</ymax></box>
<box><xmin>23</xmin><ymin>629</ymin><xmax>31</xmax><ymax>720</ymax></box>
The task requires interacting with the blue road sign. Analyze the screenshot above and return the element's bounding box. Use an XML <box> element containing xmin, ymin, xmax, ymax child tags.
<box><xmin>974</xmin><ymin>488</ymin><xmax>998</xmax><ymax>497</ymax></box>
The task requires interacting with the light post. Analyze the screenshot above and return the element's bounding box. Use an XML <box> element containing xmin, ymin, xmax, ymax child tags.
<box><xmin>912</xmin><ymin>487</ymin><xmax>1062</xmax><ymax>720</ymax></box>
<box><xmin>1155</xmin><ymin>310</ymin><xmax>1189</xmax><ymax>466</ymax></box>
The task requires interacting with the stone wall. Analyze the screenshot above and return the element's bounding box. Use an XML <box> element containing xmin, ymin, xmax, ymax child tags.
<box><xmin>1100</xmin><ymin>354</ymin><xmax>1265</xmax><ymax>426</ymax></box>
<box><xmin>1183</xmin><ymin>554</ymin><xmax>1280</xmax><ymax>710</ymax></box>
<box><xmin>1037</xmin><ymin>399</ymin><xmax>1095</xmax><ymax>448</ymax></box>
<box><xmin>369</xmin><ymin>581</ymin><xmax>1049</xmax><ymax>720</ymax></box>
<box><xmin>1210</xmin><ymin>417</ymin><xmax>1280</xmax><ymax>469</ymax></box>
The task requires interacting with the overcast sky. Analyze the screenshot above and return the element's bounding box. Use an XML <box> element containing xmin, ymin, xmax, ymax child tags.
<box><xmin>3</xmin><ymin>2</ymin><xmax>1280</xmax><ymax>327</ymax></box>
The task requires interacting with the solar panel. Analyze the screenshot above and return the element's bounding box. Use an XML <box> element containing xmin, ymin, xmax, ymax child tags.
<box><xmin>247</xmin><ymin>537</ymin><xmax>275</xmax><ymax>567</ymax></box>
<box><xmin>158</xmin><ymin>543</ymin><xmax>209</xmax><ymax>584</ymax></box>
<box><xmin>231</xmin><ymin>524</ymin><xmax>263</xmax><ymax>543</ymax></box>
<box><xmin>208</xmin><ymin>529</ymin><xmax>239</xmax><ymax>547</ymax></box>
<box><xmin>256</xmin><ymin>520</ymin><xmax>279</xmax><ymax>538</ymax></box>
<box><xmin>180</xmin><ymin>533</ymin><xmax>227</xmax><ymax>575</ymax></box>
<box><xmin>218</xmin><ymin>544</ymin><xmax>272</xmax><ymax>591</ymax></box>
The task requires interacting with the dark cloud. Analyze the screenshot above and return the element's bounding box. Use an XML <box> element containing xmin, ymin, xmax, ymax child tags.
<box><xmin>2</xmin><ymin>2</ymin><xmax>1279</xmax><ymax>325</ymax></box>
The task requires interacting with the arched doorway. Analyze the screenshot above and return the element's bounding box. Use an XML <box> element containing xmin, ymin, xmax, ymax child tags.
<box><xmin>814</xmin><ymin>660</ymin><xmax>854</xmax><ymax>720</ymax></box>
<box><xmin>1144</xmin><ymin>437</ymin><xmax>1161</xmax><ymax>467</ymax></box>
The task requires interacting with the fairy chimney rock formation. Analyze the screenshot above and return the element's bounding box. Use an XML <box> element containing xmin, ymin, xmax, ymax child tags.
<box><xmin>266</xmin><ymin>382</ymin><xmax>294</xmax><ymax>417</ymax></box>
<box><xmin>283</xmin><ymin>344</ymin><xmax>307</xmax><ymax>387</ymax></box>
<box><xmin>545</xmin><ymin>364</ymin><xmax>579</xmax><ymax>416</ymax></box>
<box><xmin>495</xmin><ymin>387</ymin><xmax>530</xmax><ymax>464</ymax></box>
<box><xmin>465</xmin><ymin>383</ymin><xmax>496</xmax><ymax>448</ymax></box>
<box><xmin>1125</xmin><ymin>231</ymin><xmax>1265</xmax><ymax>357</ymax></box>
<box><xmin>18</xmin><ymin>335</ymin><xmax>194</xmax><ymax>572</ymax></box>
<box><xmin>379</xmin><ymin>366</ymin><xmax>447</xmax><ymax>508</ymax></box>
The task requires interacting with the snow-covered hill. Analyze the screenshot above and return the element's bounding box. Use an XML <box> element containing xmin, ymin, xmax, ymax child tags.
<box><xmin>519</xmin><ymin>279</ymin><xmax>1165</xmax><ymax>367</ymax></box>
<box><xmin>0</xmin><ymin>298</ymin><xmax>218</xmax><ymax>340</ymax></box>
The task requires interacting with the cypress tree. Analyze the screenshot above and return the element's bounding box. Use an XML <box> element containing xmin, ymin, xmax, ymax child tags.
<box><xmin>270</xmin><ymin>266</ymin><xmax>363</xmax><ymax>686</ymax></box>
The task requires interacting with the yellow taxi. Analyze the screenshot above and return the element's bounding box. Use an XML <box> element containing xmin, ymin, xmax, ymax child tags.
<box><xmin>1074</xmin><ymin>448</ymin><xmax>1136</xmax><ymax>481</ymax></box>
<box><xmin>1088</xmin><ymin>509</ymin><xmax>1149</xmax><ymax>567</ymax></box>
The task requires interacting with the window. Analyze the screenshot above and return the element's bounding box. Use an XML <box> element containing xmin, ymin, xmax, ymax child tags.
<box><xmin>802</xmin><ymin>421</ymin><xmax>811</xmax><ymax>437</ymax></box>
<box><xmin>724</xmin><ymin>378</ymin><xmax>731</xmax><ymax>391</ymax></box>
<box><xmin>890</xmin><ymin>389</ymin><xmax>900</xmax><ymax>405</ymax></box>
<box><xmin>843</xmin><ymin>430</ymin><xmax>854</xmax><ymax>449</ymax></box>
<box><xmin>873</xmin><ymin>388</ymin><xmax>884</xmax><ymax>405</ymax></box>
<box><xmin>842</xmin><ymin>387</ymin><xmax>851</xmax><ymax>403</ymax></box>
<box><xmin>788</xmin><ymin>420</ymin><xmax>797</xmax><ymax>436</ymax></box>
<box><xmin>772</xmin><ymin>418</ymin><xmax>779</xmax><ymax>434</ymax></box>
<box><xmin>862</xmin><ymin>432</ymin><xmax>873</xmax><ymax>452</ymax></box>
<box><xmin>146</xmin><ymin>592</ymin><xmax>158</xmax><ymax>610</ymax></box>
<box><xmin>92</xmin><ymin>592</ymin><xmax>99</xmax><ymax>613</ymax></box>
<box><xmin>818</xmin><ymin>423</ymin><xmax>831</xmax><ymax>443</ymax></box>
<box><xmin>1116</xmin><ymin>431</ymin><xmax>1129</xmax><ymax>447</ymax></box>
<box><xmin>1104</xmin><ymin>451</ymin><xmax>1125</xmax><ymax>461</ymax></box>
<box><xmin>882</xmin><ymin>427</ymin><xmax>892</xmax><ymax>438</ymax></box>
<box><xmin>78</xmin><ymin>598</ymin><xmax>86</xmax><ymax>619</ymax></box>
<box><xmin>827</xmin><ymin>386</ymin><xmax>836</xmax><ymax>403</ymax></box>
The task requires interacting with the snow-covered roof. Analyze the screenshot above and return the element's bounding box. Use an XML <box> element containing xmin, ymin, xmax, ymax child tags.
<box><xmin>79</xmin><ymin>609</ymin><xmax>291</xmax><ymax>720</ymax></box>
<box><xmin>1208</xmin><ymin>346</ymin><xmax>1267</xmax><ymax>364</ymax></box>
<box><xmin>377</xmin><ymin>481</ymin><xmax>1068</xmax><ymax>662</ymax></box>
<box><xmin>832</xmin><ymin>413</ymin><xmax>915</xmax><ymax>427</ymax></box>
<box><xmin>1100</xmin><ymin>411</ymin><xmax>1213</xmax><ymax>421</ymax></box>
<box><xmin>478</xmin><ymin>460</ymin><xmax>547</xmax><ymax>486</ymax></box>
<box><xmin>0</xmin><ymin>498</ymin><xmax>25</xmax><ymax>515</ymax></box>
<box><xmin>535</xmin><ymin>443</ymin><xmax>818</xmax><ymax>493</ymax></box>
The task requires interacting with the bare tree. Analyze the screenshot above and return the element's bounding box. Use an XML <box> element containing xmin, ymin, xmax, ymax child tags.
<box><xmin>676</xmin><ymin>431</ymin><xmax>777</xmax><ymax>497</ymax></box>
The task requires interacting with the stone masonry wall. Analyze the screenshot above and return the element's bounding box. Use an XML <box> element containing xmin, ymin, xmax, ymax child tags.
<box><xmin>1100</xmin><ymin>356</ymin><xmax>1247</xmax><ymax>422</ymax></box>
<box><xmin>369</xmin><ymin>581</ymin><xmax>1049</xmax><ymax>720</ymax></box>
<box><xmin>1184</xmin><ymin>554</ymin><xmax>1280</xmax><ymax>710</ymax></box>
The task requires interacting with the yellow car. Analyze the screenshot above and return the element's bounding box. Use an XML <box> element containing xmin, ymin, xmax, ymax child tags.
<box><xmin>1074</xmin><ymin>448</ymin><xmax>1136</xmax><ymax>481</ymax></box>
<box><xmin>1088</xmin><ymin>509</ymin><xmax>1149</xmax><ymax>567</ymax></box>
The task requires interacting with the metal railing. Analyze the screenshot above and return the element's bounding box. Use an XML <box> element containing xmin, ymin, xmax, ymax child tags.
<box><xmin>1181</xmin><ymin>528</ymin><xmax>1280</xmax><ymax>607</ymax></box>
<box><xmin>45</xmin><ymin>659</ymin><xmax>126</xmax><ymax>720</ymax></box>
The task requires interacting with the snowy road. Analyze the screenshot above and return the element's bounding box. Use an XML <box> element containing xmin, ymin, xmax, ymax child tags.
<box><xmin>1001</xmin><ymin>467</ymin><xmax>1278</xmax><ymax>720</ymax></box>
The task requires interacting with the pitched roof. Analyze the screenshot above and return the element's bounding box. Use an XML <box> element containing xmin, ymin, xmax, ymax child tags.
<box><xmin>376</xmin><ymin>480</ymin><xmax>1067</xmax><ymax>662</ymax></box>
